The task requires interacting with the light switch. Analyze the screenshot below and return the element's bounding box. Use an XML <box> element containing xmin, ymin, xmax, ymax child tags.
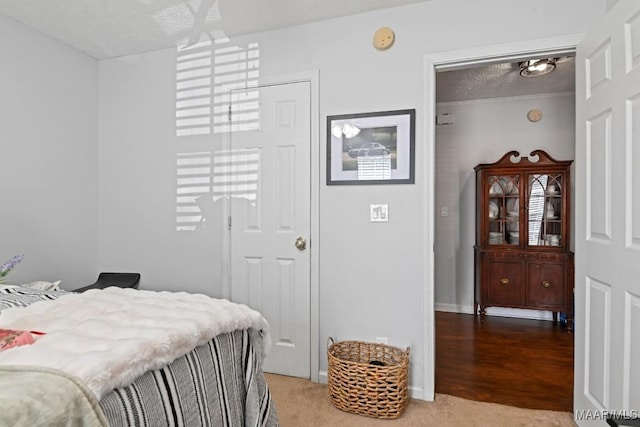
<box><xmin>440</xmin><ymin>206</ymin><xmax>449</xmax><ymax>217</ymax></box>
<box><xmin>370</xmin><ymin>204</ymin><xmax>389</xmax><ymax>222</ymax></box>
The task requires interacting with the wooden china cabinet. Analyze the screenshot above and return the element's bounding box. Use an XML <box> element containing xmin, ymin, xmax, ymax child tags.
<box><xmin>474</xmin><ymin>150</ymin><xmax>574</xmax><ymax>330</ymax></box>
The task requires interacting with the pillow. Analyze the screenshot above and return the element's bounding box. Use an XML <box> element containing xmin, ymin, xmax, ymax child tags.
<box><xmin>20</xmin><ymin>280</ymin><xmax>62</xmax><ymax>292</ymax></box>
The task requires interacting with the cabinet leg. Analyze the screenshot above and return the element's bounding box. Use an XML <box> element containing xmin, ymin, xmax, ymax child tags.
<box><xmin>553</xmin><ymin>311</ymin><xmax>558</xmax><ymax>324</ymax></box>
<box><xmin>479</xmin><ymin>306</ymin><xmax>486</xmax><ymax>323</ymax></box>
<box><xmin>566</xmin><ymin>314</ymin><xmax>574</xmax><ymax>332</ymax></box>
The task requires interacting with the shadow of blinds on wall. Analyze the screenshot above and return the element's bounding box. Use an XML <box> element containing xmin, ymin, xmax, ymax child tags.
<box><xmin>176</xmin><ymin>152</ymin><xmax>212</xmax><ymax>231</ymax></box>
<box><xmin>176</xmin><ymin>39</ymin><xmax>260</xmax><ymax>136</ymax></box>
<box><xmin>175</xmin><ymin>36</ymin><xmax>260</xmax><ymax>230</ymax></box>
<box><xmin>213</xmin><ymin>43</ymin><xmax>260</xmax><ymax>134</ymax></box>
<box><xmin>213</xmin><ymin>149</ymin><xmax>259</xmax><ymax>201</ymax></box>
<box><xmin>176</xmin><ymin>41</ymin><xmax>213</xmax><ymax>136</ymax></box>
<box><xmin>176</xmin><ymin>149</ymin><xmax>259</xmax><ymax>231</ymax></box>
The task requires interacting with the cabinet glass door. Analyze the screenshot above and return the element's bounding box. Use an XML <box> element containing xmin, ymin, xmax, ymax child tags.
<box><xmin>486</xmin><ymin>174</ymin><xmax>519</xmax><ymax>245</ymax></box>
<box><xmin>526</xmin><ymin>173</ymin><xmax>563</xmax><ymax>247</ymax></box>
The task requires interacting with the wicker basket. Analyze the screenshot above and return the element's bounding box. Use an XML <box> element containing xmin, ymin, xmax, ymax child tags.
<box><xmin>327</xmin><ymin>338</ymin><xmax>410</xmax><ymax>419</ymax></box>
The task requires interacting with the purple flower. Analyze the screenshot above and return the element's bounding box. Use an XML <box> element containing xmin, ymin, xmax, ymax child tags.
<box><xmin>0</xmin><ymin>255</ymin><xmax>25</xmax><ymax>282</ymax></box>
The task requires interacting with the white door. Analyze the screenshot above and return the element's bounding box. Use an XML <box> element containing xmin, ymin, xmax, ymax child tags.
<box><xmin>228</xmin><ymin>81</ymin><xmax>311</xmax><ymax>378</ymax></box>
<box><xmin>575</xmin><ymin>1</ymin><xmax>640</xmax><ymax>424</ymax></box>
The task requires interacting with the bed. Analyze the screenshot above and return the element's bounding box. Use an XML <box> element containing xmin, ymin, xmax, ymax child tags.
<box><xmin>0</xmin><ymin>285</ymin><xmax>279</xmax><ymax>426</ymax></box>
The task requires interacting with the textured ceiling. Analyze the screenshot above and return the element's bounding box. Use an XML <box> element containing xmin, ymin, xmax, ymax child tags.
<box><xmin>436</xmin><ymin>57</ymin><xmax>575</xmax><ymax>103</ymax></box>
<box><xmin>0</xmin><ymin>0</ymin><xmax>575</xmax><ymax>102</ymax></box>
<box><xmin>0</xmin><ymin>0</ymin><xmax>431</xmax><ymax>59</ymax></box>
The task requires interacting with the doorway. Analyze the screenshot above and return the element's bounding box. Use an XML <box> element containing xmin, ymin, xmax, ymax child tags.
<box><xmin>433</xmin><ymin>58</ymin><xmax>576</xmax><ymax>409</ymax></box>
<box><xmin>422</xmin><ymin>34</ymin><xmax>582</xmax><ymax>403</ymax></box>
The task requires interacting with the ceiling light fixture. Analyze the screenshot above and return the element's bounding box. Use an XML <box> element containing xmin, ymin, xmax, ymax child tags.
<box><xmin>519</xmin><ymin>58</ymin><xmax>558</xmax><ymax>77</ymax></box>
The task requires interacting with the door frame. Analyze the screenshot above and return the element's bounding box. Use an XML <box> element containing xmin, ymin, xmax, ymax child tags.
<box><xmin>422</xmin><ymin>34</ymin><xmax>584</xmax><ymax>401</ymax></box>
<box><xmin>222</xmin><ymin>69</ymin><xmax>321</xmax><ymax>382</ymax></box>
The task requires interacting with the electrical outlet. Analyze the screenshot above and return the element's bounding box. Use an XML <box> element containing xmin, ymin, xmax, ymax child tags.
<box><xmin>375</xmin><ymin>337</ymin><xmax>389</xmax><ymax>345</ymax></box>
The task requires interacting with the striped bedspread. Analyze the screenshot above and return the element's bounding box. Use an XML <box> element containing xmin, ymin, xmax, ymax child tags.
<box><xmin>100</xmin><ymin>329</ymin><xmax>278</xmax><ymax>427</ymax></box>
<box><xmin>0</xmin><ymin>285</ymin><xmax>68</xmax><ymax>311</ymax></box>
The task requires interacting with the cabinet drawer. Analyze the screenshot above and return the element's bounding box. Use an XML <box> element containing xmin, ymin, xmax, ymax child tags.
<box><xmin>486</xmin><ymin>261</ymin><xmax>523</xmax><ymax>305</ymax></box>
<box><xmin>526</xmin><ymin>263</ymin><xmax>566</xmax><ymax>307</ymax></box>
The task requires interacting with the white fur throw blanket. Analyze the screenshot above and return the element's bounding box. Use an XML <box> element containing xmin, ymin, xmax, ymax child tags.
<box><xmin>0</xmin><ymin>287</ymin><xmax>271</xmax><ymax>400</ymax></box>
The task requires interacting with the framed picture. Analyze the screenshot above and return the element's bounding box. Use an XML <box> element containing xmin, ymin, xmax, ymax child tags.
<box><xmin>326</xmin><ymin>109</ymin><xmax>415</xmax><ymax>185</ymax></box>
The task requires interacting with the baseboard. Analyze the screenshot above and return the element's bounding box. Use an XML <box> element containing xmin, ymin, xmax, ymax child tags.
<box><xmin>485</xmin><ymin>307</ymin><xmax>554</xmax><ymax>321</ymax></box>
<box><xmin>435</xmin><ymin>303</ymin><xmax>474</xmax><ymax>314</ymax></box>
<box><xmin>435</xmin><ymin>303</ymin><xmax>554</xmax><ymax>321</ymax></box>
<box><xmin>319</xmin><ymin>371</ymin><xmax>425</xmax><ymax>400</ymax></box>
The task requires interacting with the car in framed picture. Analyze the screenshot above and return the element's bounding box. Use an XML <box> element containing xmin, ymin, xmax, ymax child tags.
<box><xmin>347</xmin><ymin>142</ymin><xmax>391</xmax><ymax>158</ymax></box>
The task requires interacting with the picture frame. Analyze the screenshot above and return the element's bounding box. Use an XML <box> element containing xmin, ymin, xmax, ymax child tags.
<box><xmin>326</xmin><ymin>109</ymin><xmax>415</xmax><ymax>185</ymax></box>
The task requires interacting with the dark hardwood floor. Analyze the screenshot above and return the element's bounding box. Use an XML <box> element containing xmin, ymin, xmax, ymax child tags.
<box><xmin>435</xmin><ymin>311</ymin><xmax>574</xmax><ymax>413</ymax></box>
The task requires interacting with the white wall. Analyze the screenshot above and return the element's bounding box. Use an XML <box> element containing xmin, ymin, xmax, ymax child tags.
<box><xmin>98</xmin><ymin>0</ymin><xmax>604</xmax><ymax>396</ymax></box>
<box><xmin>608</xmin><ymin>0</ymin><xmax>621</xmax><ymax>11</ymax></box>
<box><xmin>0</xmin><ymin>14</ymin><xmax>99</xmax><ymax>288</ymax></box>
<box><xmin>434</xmin><ymin>94</ymin><xmax>576</xmax><ymax>316</ymax></box>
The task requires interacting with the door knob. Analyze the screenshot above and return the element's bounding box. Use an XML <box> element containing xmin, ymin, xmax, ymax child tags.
<box><xmin>295</xmin><ymin>237</ymin><xmax>307</xmax><ymax>251</ymax></box>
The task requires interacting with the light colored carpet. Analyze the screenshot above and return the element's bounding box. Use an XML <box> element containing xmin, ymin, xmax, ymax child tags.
<box><xmin>264</xmin><ymin>373</ymin><xmax>577</xmax><ymax>427</ymax></box>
